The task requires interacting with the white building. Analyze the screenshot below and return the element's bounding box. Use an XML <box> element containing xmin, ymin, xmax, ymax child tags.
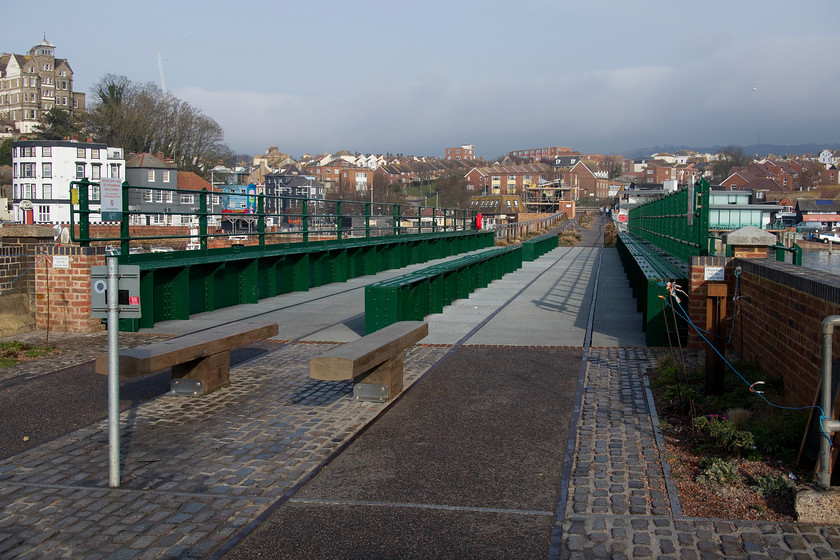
<box><xmin>11</xmin><ymin>139</ymin><xmax>125</xmax><ymax>224</ymax></box>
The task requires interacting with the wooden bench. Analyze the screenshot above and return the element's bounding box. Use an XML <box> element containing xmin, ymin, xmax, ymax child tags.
<box><xmin>309</xmin><ymin>321</ymin><xmax>429</xmax><ymax>402</ymax></box>
<box><xmin>95</xmin><ymin>320</ymin><xmax>278</xmax><ymax>395</ymax></box>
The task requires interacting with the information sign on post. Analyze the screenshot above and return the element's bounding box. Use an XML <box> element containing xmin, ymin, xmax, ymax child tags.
<box><xmin>100</xmin><ymin>177</ymin><xmax>123</xmax><ymax>222</ymax></box>
<box><xmin>91</xmin><ymin>264</ymin><xmax>141</xmax><ymax>318</ymax></box>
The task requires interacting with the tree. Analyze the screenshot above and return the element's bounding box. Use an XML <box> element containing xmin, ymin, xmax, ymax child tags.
<box><xmin>83</xmin><ymin>74</ymin><xmax>230</xmax><ymax>175</ymax></box>
<box><xmin>434</xmin><ymin>172</ymin><xmax>471</xmax><ymax>209</ymax></box>
<box><xmin>0</xmin><ymin>138</ymin><xmax>12</xmax><ymax>167</ymax></box>
<box><xmin>603</xmin><ymin>155</ymin><xmax>625</xmax><ymax>179</ymax></box>
<box><xmin>710</xmin><ymin>146</ymin><xmax>752</xmax><ymax>184</ymax></box>
<box><xmin>32</xmin><ymin>107</ymin><xmax>82</xmax><ymax>140</ymax></box>
<box><xmin>798</xmin><ymin>160</ymin><xmax>825</xmax><ymax>190</ymax></box>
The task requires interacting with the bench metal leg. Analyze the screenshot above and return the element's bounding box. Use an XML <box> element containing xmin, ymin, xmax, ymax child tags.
<box><xmin>353</xmin><ymin>353</ymin><xmax>404</xmax><ymax>402</ymax></box>
<box><xmin>171</xmin><ymin>351</ymin><xmax>230</xmax><ymax>395</ymax></box>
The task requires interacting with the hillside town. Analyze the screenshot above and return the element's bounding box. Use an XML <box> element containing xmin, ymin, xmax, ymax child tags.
<box><xmin>3</xmin><ymin>37</ymin><xmax>840</xmax><ymax>235</ymax></box>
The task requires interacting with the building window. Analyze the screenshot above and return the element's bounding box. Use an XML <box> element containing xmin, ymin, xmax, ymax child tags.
<box><xmin>76</xmin><ymin>147</ymin><xmax>85</xmax><ymax>158</ymax></box>
<box><xmin>42</xmin><ymin>162</ymin><xmax>51</xmax><ymax>178</ymax></box>
<box><xmin>144</xmin><ymin>190</ymin><xmax>153</xmax><ymax>202</ymax></box>
<box><xmin>24</xmin><ymin>183</ymin><xmax>35</xmax><ymax>199</ymax></box>
<box><xmin>91</xmin><ymin>164</ymin><xmax>101</xmax><ymax>180</ymax></box>
<box><xmin>180</xmin><ymin>194</ymin><xmax>194</xmax><ymax>204</ymax></box>
<box><xmin>76</xmin><ymin>163</ymin><xmax>85</xmax><ymax>179</ymax></box>
<box><xmin>42</xmin><ymin>184</ymin><xmax>52</xmax><ymax>198</ymax></box>
<box><xmin>21</xmin><ymin>163</ymin><xmax>35</xmax><ymax>178</ymax></box>
<box><xmin>165</xmin><ymin>191</ymin><xmax>173</xmax><ymax>203</ymax></box>
<box><xmin>41</xmin><ymin>145</ymin><xmax>51</xmax><ymax>157</ymax></box>
<box><xmin>162</xmin><ymin>170</ymin><xmax>170</xmax><ymax>183</ymax></box>
<box><xmin>92</xmin><ymin>185</ymin><xmax>100</xmax><ymax>200</ymax></box>
<box><xmin>38</xmin><ymin>205</ymin><xmax>50</xmax><ymax>223</ymax></box>
<box><xmin>110</xmin><ymin>163</ymin><xmax>121</xmax><ymax>179</ymax></box>
<box><xmin>155</xmin><ymin>190</ymin><xmax>163</xmax><ymax>203</ymax></box>
<box><xmin>147</xmin><ymin>170</ymin><xmax>155</xmax><ymax>182</ymax></box>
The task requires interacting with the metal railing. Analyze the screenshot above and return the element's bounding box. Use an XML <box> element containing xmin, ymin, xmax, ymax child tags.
<box><xmin>627</xmin><ymin>178</ymin><xmax>712</xmax><ymax>262</ymax></box>
<box><xmin>491</xmin><ymin>212</ymin><xmax>567</xmax><ymax>242</ymax></box>
<box><xmin>68</xmin><ymin>179</ymin><xmax>477</xmax><ymax>252</ymax></box>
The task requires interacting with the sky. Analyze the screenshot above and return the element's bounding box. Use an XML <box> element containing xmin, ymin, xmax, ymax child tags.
<box><xmin>3</xmin><ymin>0</ymin><xmax>839</xmax><ymax>159</ymax></box>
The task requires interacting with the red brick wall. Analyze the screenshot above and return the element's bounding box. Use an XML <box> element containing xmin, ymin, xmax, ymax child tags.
<box><xmin>689</xmin><ymin>255</ymin><xmax>840</xmax><ymax>407</ymax></box>
<box><xmin>35</xmin><ymin>246</ymin><xmax>104</xmax><ymax>333</ymax></box>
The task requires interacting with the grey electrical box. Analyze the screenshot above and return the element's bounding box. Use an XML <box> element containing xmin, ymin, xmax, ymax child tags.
<box><xmin>91</xmin><ymin>265</ymin><xmax>142</xmax><ymax>318</ymax></box>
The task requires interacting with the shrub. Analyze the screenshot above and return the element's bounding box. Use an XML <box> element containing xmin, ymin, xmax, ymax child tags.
<box><xmin>693</xmin><ymin>415</ymin><xmax>755</xmax><ymax>454</ymax></box>
<box><xmin>750</xmin><ymin>473</ymin><xmax>795</xmax><ymax>496</ymax></box>
<box><xmin>697</xmin><ymin>457</ymin><xmax>741</xmax><ymax>485</ymax></box>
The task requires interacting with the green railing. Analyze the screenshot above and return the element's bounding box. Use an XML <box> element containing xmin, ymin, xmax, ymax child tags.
<box><xmin>521</xmin><ymin>231</ymin><xmax>559</xmax><ymax>261</ymax></box>
<box><xmin>627</xmin><ymin>178</ymin><xmax>712</xmax><ymax>262</ymax></box>
<box><xmin>364</xmin><ymin>245</ymin><xmax>522</xmax><ymax>334</ymax></box>
<box><xmin>68</xmin><ymin>178</ymin><xmax>477</xmax><ymax>251</ymax></box>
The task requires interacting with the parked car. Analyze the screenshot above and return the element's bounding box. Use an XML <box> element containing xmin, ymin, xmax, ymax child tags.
<box><xmin>816</xmin><ymin>232</ymin><xmax>840</xmax><ymax>244</ymax></box>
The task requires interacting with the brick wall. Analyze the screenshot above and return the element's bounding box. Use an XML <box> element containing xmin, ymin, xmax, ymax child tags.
<box><xmin>0</xmin><ymin>246</ymin><xmax>33</xmax><ymax>293</ymax></box>
<box><xmin>34</xmin><ymin>245</ymin><xmax>104</xmax><ymax>333</ymax></box>
<box><xmin>689</xmin><ymin>255</ymin><xmax>840</xmax><ymax>408</ymax></box>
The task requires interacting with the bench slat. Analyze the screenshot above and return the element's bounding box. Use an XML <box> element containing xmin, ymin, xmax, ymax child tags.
<box><xmin>310</xmin><ymin>321</ymin><xmax>428</xmax><ymax>381</ymax></box>
<box><xmin>94</xmin><ymin>321</ymin><xmax>278</xmax><ymax>376</ymax></box>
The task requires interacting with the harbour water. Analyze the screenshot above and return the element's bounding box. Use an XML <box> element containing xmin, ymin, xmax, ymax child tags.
<box><xmin>801</xmin><ymin>249</ymin><xmax>840</xmax><ymax>276</ymax></box>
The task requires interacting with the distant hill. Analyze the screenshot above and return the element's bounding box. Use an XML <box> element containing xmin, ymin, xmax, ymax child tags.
<box><xmin>620</xmin><ymin>143</ymin><xmax>840</xmax><ymax>160</ymax></box>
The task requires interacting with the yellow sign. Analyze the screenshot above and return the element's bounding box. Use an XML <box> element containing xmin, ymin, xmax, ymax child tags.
<box><xmin>71</xmin><ymin>187</ymin><xmax>79</xmax><ymax>205</ymax></box>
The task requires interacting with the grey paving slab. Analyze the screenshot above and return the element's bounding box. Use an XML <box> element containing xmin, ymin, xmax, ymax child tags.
<box><xmin>591</xmin><ymin>248</ymin><xmax>647</xmax><ymax>347</ymax></box>
<box><xmin>226</xmin><ymin>346</ymin><xmax>581</xmax><ymax>560</ymax></box>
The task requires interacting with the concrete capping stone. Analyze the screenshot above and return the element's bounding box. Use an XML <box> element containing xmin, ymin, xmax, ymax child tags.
<box><xmin>794</xmin><ymin>485</ymin><xmax>840</xmax><ymax>524</ymax></box>
<box><xmin>735</xmin><ymin>257</ymin><xmax>840</xmax><ymax>304</ymax></box>
<box><xmin>722</xmin><ymin>226</ymin><xmax>778</xmax><ymax>247</ymax></box>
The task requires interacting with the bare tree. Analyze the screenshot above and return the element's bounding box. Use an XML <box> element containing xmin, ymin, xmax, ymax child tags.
<box><xmin>711</xmin><ymin>146</ymin><xmax>752</xmax><ymax>184</ymax></box>
<box><xmin>84</xmin><ymin>74</ymin><xmax>230</xmax><ymax>175</ymax></box>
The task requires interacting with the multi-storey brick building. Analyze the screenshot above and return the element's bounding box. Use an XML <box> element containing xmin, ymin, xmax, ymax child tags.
<box><xmin>445</xmin><ymin>144</ymin><xmax>475</xmax><ymax>160</ymax></box>
<box><xmin>464</xmin><ymin>163</ymin><xmax>553</xmax><ymax>196</ymax></box>
<box><xmin>0</xmin><ymin>38</ymin><xmax>85</xmax><ymax>134</ymax></box>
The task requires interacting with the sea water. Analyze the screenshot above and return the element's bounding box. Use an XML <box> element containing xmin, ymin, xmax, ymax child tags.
<box><xmin>801</xmin><ymin>250</ymin><xmax>840</xmax><ymax>276</ymax></box>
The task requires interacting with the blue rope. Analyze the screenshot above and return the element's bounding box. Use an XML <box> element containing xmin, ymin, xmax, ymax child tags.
<box><xmin>0</xmin><ymin>255</ymin><xmax>47</xmax><ymax>290</ymax></box>
<box><xmin>664</xmin><ymin>288</ymin><xmax>833</xmax><ymax>446</ymax></box>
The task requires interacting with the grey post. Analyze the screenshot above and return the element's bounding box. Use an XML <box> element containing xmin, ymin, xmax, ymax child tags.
<box><xmin>819</xmin><ymin>316</ymin><xmax>840</xmax><ymax>488</ymax></box>
<box><xmin>106</xmin><ymin>256</ymin><xmax>120</xmax><ymax>488</ymax></box>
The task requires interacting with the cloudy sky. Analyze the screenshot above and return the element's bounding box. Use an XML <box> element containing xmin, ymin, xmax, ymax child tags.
<box><xmin>4</xmin><ymin>0</ymin><xmax>839</xmax><ymax>159</ymax></box>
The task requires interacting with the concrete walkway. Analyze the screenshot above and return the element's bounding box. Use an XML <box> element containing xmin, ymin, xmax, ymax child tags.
<box><xmin>0</xmin><ymin>216</ymin><xmax>837</xmax><ymax>559</ymax></box>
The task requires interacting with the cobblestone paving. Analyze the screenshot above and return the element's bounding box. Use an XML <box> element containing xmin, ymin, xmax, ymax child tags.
<box><xmin>0</xmin><ymin>330</ymin><xmax>166</xmax><ymax>385</ymax></box>
<box><xmin>0</xmin><ymin>340</ymin><xmax>450</xmax><ymax>559</ymax></box>
<box><xmin>557</xmin><ymin>347</ymin><xmax>840</xmax><ymax>559</ymax></box>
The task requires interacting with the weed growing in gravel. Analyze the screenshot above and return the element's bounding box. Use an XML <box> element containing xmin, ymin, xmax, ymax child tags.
<box><xmin>0</xmin><ymin>341</ymin><xmax>61</xmax><ymax>368</ymax></box>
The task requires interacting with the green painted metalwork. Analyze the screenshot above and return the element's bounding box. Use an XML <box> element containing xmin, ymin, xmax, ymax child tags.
<box><xmin>775</xmin><ymin>243</ymin><xmax>803</xmax><ymax>266</ymax></box>
<box><xmin>616</xmin><ymin>232</ymin><xmax>688</xmax><ymax>346</ymax></box>
<box><xmin>115</xmin><ymin>230</ymin><xmax>494</xmax><ymax>331</ymax></box>
<box><xmin>364</xmin><ymin>245</ymin><xmax>523</xmax><ymax>334</ymax></box>
<box><xmin>521</xmin><ymin>232</ymin><xmax>559</xmax><ymax>261</ymax></box>
<box><xmin>627</xmin><ymin>178</ymin><xmax>712</xmax><ymax>262</ymax></box>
